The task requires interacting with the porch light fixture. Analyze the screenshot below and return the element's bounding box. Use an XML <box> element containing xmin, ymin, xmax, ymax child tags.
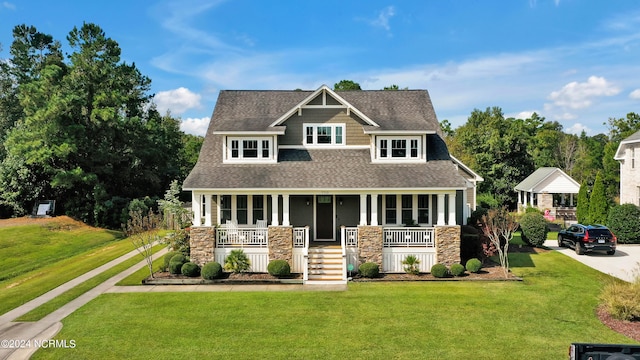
<box><xmin>338</xmin><ymin>197</ymin><xmax>343</xmax><ymax>206</ymax></box>
<box><xmin>306</xmin><ymin>198</ymin><xmax>311</xmax><ymax>206</ymax></box>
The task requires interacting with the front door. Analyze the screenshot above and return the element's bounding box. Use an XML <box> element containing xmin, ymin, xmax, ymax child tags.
<box><xmin>316</xmin><ymin>195</ymin><xmax>334</xmax><ymax>240</ymax></box>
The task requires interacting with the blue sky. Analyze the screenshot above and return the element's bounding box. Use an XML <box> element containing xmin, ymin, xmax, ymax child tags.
<box><xmin>2</xmin><ymin>0</ymin><xmax>640</xmax><ymax>137</ymax></box>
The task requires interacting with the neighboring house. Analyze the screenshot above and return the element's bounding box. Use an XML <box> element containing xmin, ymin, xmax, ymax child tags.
<box><xmin>614</xmin><ymin>130</ymin><xmax>640</xmax><ymax>206</ymax></box>
<box><xmin>514</xmin><ymin>167</ymin><xmax>580</xmax><ymax>221</ymax></box>
<box><xmin>183</xmin><ymin>85</ymin><xmax>482</xmax><ymax>284</ymax></box>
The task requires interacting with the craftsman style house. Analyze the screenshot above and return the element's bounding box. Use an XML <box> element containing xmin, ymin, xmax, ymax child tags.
<box><xmin>615</xmin><ymin>129</ymin><xmax>640</xmax><ymax>206</ymax></box>
<box><xmin>183</xmin><ymin>85</ymin><xmax>482</xmax><ymax>283</ymax></box>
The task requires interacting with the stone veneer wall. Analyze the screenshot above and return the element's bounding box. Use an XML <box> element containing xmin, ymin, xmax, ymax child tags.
<box><xmin>268</xmin><ymin>226</ymin><xmax>293</xmax><ymax>264</ymax></box>
<box><xmin>189</xmin><ymin>226</ymin><xmax>215</xmax><ymax>266</ymax></box>
<box><xmin>538</xmin><ymin>193</ymin><xmax>553</xmax><ymax>211</ymax></box>
<box><xmin>435</xmin><ymin>226</ymin><xmax>461</xmax><ymax>266</ymax></box>
<box><xmin>358</xmin><ymin>225</ymin><xmax>383</xmax><ymax>268</ymax></box>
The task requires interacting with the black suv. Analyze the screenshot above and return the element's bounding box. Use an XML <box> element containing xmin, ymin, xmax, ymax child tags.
<box><xmin>557</xmin><ymin>224</ymin><xmax>616</xmax><ymax>255</ymax></box>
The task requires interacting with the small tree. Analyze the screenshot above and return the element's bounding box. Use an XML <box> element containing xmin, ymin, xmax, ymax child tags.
<box><xmin>589</xmin><ymin>172</ymin><xmax>608</xmax><ymax>224</ymax></box>
<box><xmin>157</xmin><ymin>180</ymin><xmax>190</xmax><ymax>229</ymax></box>
<box><xmin>576</xmin><ymin>180</ymin><xmax>590</xmax><ymax>224</ymax></box>
<box><xmin>481</xmin><ymin>207</ymin><xmax>519</xmax><ymax>278</ymax></box>
<box><xmin>124</xmin><ymin>209</ymin><xmax>161</xmax><ymax>278</ymax></box>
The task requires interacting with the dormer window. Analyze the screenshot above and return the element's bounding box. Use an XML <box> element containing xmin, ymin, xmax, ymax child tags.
<box><xmin>378</xmin><ymin>136</ymin><xmax>421</xmax><ymax>160</ymax></box>
<box><xmin>226</xmin><ymin>137</ymin><xmax>273</xmax><ymax>161</ymax></box>
<box><xmin>303</xmin><ymin>123</ymin><xmax>345</xmax><ymax>146</ymax></box>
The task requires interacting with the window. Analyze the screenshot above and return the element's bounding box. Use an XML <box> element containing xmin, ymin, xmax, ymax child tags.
<box><xmin>237</xmin><ymin>195</ymin><xmax>248</xmax><ymax>224</ymax></box>
<box><xmin>401</xmin><ymin>195</ymin><xmax>412</xmax><ymax>225</ymax></box>
<box><xmin>227</xmin><ymin>138</ymin><xmax>272</xmax><ymax>160</ymax></box>
<box><xmin>377</xmin><ymin>137</ymin><xmax>421</xmax><ymax>159</ymax></box>
<box><xmin>253</xmin><ymin>195</ymin><xmax>264</xmax><ymax>221</ymax></box>
<box><xmin>385</xmin><ymin>195</ymin><xmax>397</xmax><ymax>224</ymax></box>
<box><xmin>303</xmin><ymin>124</ymin><xmax>345</xmax><ymax>146</ymax></box>
<box><xmin>220</xmin><ymin>195</ymin><xmax>231</xmax><ymax>223</ymax></box>
<box><xmin>418</xmin><ymin>195</ymin><xmax>429</xmax><ymax>223</ymax></box>
<box><xmin>243</xmin><ymin>140</ymin><xmax>258</xmax><ymax>158</ymax></box>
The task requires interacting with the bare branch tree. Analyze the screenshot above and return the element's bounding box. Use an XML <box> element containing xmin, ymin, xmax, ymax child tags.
<box><xmin>124</xmin><ymin>209</ymin><xmax>162</xmax><ymax>278</ymax></box>
<box><xmin>481</xmin><ymin>207</ymin><xmax>519</xmax><ymax>278</ymax></box>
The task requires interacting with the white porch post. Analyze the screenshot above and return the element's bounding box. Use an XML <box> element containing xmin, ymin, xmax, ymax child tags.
<box><xmin>448</xmin><ymin>192</ymin><xmax>456</xmax><ymax>226</ymax></box>
<box><xmin>370</xmin><ymin>194</ymin><xmax>378</xmax><ymax>226</ymax></box>
<box><xmin>204</xmin><ymin>194</ymin><xmax>212</xmax><ymax>226</ymax></box>
<box><xmin>192</xmin><ymin>192</ymin><xmax>202</xmax><ymax>226</ymax></box>
<box><xmin>530</xmin><ymin>192</ymin><xmax>534</xmax><ymax>207</ymax></box>
<box><xmin>359</xmin><ymin>194</ymin><xmax>367</xmax><ymax>225</ymax></box>
<box><xmin>282</xmin><ymin>194</ymin><xmax>290</xmax><ymax>226</ymax></box>
<box><xmin>437</xmin><ymin>194</ymin><xmax>446</xmax><ymax>226</ymax></box>
<box><xmin>271</xmin><ymin>194</ymin><xmax>279</xmax><ymax>226</ymax></box>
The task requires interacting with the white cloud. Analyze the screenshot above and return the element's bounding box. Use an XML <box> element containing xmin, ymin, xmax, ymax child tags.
<box><xmin>565</xmin><ymin>122</ymin><xmax>591</xmax><ymax>135</ymax></box>
<box><xmin>180</xmin><ymin>117</ymin><xmax>209</xmax><ymax>136</ymax></box>
<box><xmin>154</xmin><ymin>87</ymin><xmax>202</xmax><ymax>115</ymax></box>
<box><xmin>630</xmin><ymin>89</ymin><xmax>640</xmax><ymax>100</ymax></box>
<box><xmin>547</xmin><ymin>76</ymin><xmax>620</xmax><ymax>110</ymax></box>
<box><xmin>369</xmin><ymin>6</ymin><xmax>395</xmax><ymax>32</ymax></box>
<box><xmin>2</xmin><ymin>2</ymin><xmax>15</xmax><ymax>10</ymax></box>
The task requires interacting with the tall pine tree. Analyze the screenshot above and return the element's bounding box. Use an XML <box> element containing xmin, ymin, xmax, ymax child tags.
<box><xmin>588</xmin><ymin>172</ymin><xmax>608</xmax><ymax>225</ymax></box>
<box><xmin>576</xmin><ymin>180</ymin><xmax>590</xmax><ymax>224</ymax></box>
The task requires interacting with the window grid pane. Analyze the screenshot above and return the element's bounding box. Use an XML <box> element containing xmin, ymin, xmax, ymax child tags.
<box><xmin>418</xmin><ymin>195</ymin><xmax>429</xmax><ymax>223</ymax></box>
<box><xmin>237</xmin><ymin>195</ymin><xmax>248</xmax><ymax>224</ymax></box>
<box><xmin>317</xmin><ymin>126</ymin><xmax>332</xmax><ymax>144</ymax></box>
<box><xmin>231</xmin><ymin>140</ymin><xmax>239</xmax><ymax>158</ymax></box>
<box><xmin>410</xmin><ymin>139</ymin><xmax>418</xmax><ymax>158</ymax></box>
<box><xmin>262</xmin><ymin>140</ymin><xmax>270</xmax><ymax>158</ymax></box>
<box><xmin>391</xmin><ymin>140</ymin><xmax>407</xmax><ymax>157</ymax></box>
<box><xmin>402</xmin><ymin>195</ymin><xmax>412</xmax><ymax>224</ymax></box>
<box><xmin>306</xmin><ymin>127</ymin><xmax>314</xmax><ymax>144</ymax></box>
<box><xmin>221</xmin><ymin>195</ymin><xmax>231</xmax><ymax>223</ymax></box>
<box><xmin>242</xmin><ymin>140</ymin><xmax>258</xmax><ymax>158</ymax></box>
<box><xmin>335</xmin><ymin>126</ymin><xmax>343</xmax><ymax>144</ymax></box>
<box><xmin>385</xmin><ymin>195</ymin><xmax>396</xmax><ymax>224</ymax></box>
<box><xmin>253</xmin><ymin>195</ymin><xmax>264</xmax><ymax>221</ymax></box>
<box><xmin>380</xmin><ymin>139</ymin><xmax>388</xmax><ymax>157</ymax></box>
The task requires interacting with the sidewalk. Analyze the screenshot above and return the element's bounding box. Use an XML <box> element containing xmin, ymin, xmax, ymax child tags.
<box><xmin>0</xmin><ymin>246</ymin><xmax>168</xmax><ymax>360</ymax></box>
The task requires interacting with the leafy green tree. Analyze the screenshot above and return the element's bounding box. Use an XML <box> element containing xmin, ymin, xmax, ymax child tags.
<box><xmin>382</xmin><ymin>84</ymin><xmax>408</xmax><ymax>90</ymax></box>
<box><xmin>0</xmin><ymin>23</ymin><xmax>185</xmax><ymax>226</ymax></box>
<box><xmin>333</xmin><ymin>79</ymin><xmax>361</xmax><ymax>91</ymax></box>
<box><xmin>607</xmin><ymin>112</ymin><xmax>640</xmax><ymax>142</ymax></box>
<box><xmin>588</xmin><ymin>172</ymin><xmax>608</xmax><ymax>225</ymax></box>
<box><xmin>576</xmin><ymin>180</ymin><xmax>590</xmax><ymax>224</ymax></box>
<box><xmin>450</xmin><ymin>107</ymin><xmax>535</xmax><ymax>207</ymax></box>
<box><xmin>607</xmin><ymin>204</ymin><xmax>640</xmax><ymax>244</ymax></box>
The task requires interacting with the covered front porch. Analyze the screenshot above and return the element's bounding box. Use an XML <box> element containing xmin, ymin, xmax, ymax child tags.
<box><xmin>189</xmin><ymin>190</ymin><xmax>462</xmax><ymax>283</ymax></box>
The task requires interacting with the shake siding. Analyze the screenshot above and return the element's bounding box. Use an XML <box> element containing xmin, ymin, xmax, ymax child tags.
<box><xmin>279</xmin><ymin>108</ymin><xmax>369</xmax><ymax>145</ymax></box>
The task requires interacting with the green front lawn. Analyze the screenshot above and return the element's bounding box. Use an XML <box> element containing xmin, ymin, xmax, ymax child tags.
<box><xmin>0</xmin><ymin>217</ymin><xmax>122</xmax><ymax>282</ymax></box>
<box><xmin>33</xmin><ymin>250</ymin><xmax>637</xmax><ymax>359</ymax></box>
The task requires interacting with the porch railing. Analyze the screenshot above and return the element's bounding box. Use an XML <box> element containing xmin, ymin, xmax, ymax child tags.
<box><xmin>293</xmin><ymin>227</ymin><xmax>309</xmax><ymax>248</ymax></box>
<box><xmin>216</xmin><ymin>227</ymin><xmax>268</xmax><ymax>248</ymax></box>
<box><xmin>293</xmin><ymin>227</ymin><xmax>309</xmax><ymax>281</ymax></box>
<box><xmin>342</xmin><ymin>227</ymin><xmax>359</xmax><ymax>247</ymax></box>
<box><xmin>383</xmin><ymin>227</ymin><xmax>435</xmax><ymax>247</ymax></box>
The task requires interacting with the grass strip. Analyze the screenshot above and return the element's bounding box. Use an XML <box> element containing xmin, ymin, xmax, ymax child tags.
<box><xmin>15</xmin><ymin>245</ymin><xmax>165</xmax><ymax>322</ymax></box>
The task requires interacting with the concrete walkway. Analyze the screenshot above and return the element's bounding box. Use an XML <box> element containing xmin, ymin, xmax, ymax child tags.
<box><xmin>0</xmin><ymin>246</ymin><xmax>346</xmax><ymax>360</ymax></box>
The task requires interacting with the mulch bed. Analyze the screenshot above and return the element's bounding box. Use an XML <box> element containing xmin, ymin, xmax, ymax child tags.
<box><xmin>597</xmin><ymin>305</ymin><xmax>640</xmax><ymax>342</ymax></box>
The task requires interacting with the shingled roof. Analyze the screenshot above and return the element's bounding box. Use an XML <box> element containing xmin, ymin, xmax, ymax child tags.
<box><xmin>183</xmin><ymin>88</ymin><xmax>467</xmax><ymax>191</ymax></box>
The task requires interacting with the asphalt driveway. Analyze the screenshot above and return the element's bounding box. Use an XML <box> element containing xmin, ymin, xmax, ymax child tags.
<box><xmin>544</xmin><ymin>240</ymin><xmax>640</xmax><ymax>282</ymax></box>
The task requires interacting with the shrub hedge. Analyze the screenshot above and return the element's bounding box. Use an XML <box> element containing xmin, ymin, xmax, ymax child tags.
<box><xmin>465</xmin><ymin>258</ymin><xmax>482</xmax><ymax>273</ymax></box>
<box><xmin>163</xmin><ymin>251</ymin><xmax>180</xmax><ymax>272</ymax></box>
<box><xmin>359</xmin><ymin>262</ymin><xmax>379</xmax><ymax>278</ymax></box>
<box><xmin>450</xmin><ymin>263</ymin><xmax>465</xmax><ymax>277</ymax></box>
<box><xmin>181</xmin><ymin>262</ymin><xmax>200</xmax><ymax>277</ymax></box>
<box><xmin>267</xmin><ymin>260</ymin><xmax>291</xmax><ymax>278</ymax></box>
<box><xmin>201</xmin><ymin>262</ymin><xmax>223</xmax><ymax>280</ymax></box>
<box><xmin>519</xmin><ymin>212</ymin><xmax>549</xmax><ymax>247</ymax></box>
<box><xmin>607</xmin><ymin>204</ymin><xmax>640</xmax><ymax>244</ymax></box>
<box><xmin>169</xmin><ymin>254</ymin><xmax>188</xmax><ymax>275</ymax></box>
<box><xmin>430</xmin><ymin>264</ymin><xmax>448</xmax><ymax>278</ymax></box>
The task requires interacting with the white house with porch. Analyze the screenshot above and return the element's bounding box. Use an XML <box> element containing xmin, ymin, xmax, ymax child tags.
<box><xmin>183</xmin><ymin>85</ymin><xmax>482</xmax><ymax>284</ymax></box>
<box><xmin>515</xmin><ymin>167</ymin><xmax>580</xmax><ymax>221</ymax></box>
<box><xmin>614</xmin><ymin>130</ymin><xmax>640</xmax><ymax>206</ymax></box>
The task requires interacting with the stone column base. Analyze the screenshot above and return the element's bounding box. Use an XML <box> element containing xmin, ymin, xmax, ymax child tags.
<box><xmin>435</xmin><ymin>225</ymin><xmax>461</xmax><ymax>266</ymax></box>
<box><xmin>189</xmin><ymin>226</ymin><xmax>215</xmax><ymax>266</ymax></box>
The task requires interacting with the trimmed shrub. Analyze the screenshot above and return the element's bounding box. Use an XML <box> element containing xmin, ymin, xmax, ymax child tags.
<box><xmin>519</xmin><ymin>212</ymin><xmax>549</xmax><ymax>247</ymax></box>
<box><xmin>163</xmin><ymin>251</ymin><xmax>180</xmax><ymax>272</ymax></box>
<box><xmin>607</xmin><ymin>204</ymin><xmax>640</xmax><ymax>244</ymax></box>
<box><xmin>465</xmin><ymin>258</ymin><xmax>482</xmax><ymax>273</ymax></box>
<box><xmin>181</xmin><ymin>262</ymin><xmax>201</xmax><ymax>277</ymax></box>
<box><xmin>169</xmin><ymin>253</ymin><xmax>188</xmax><ymax>275</ymax></box>
<box><xmin>430</xmin><ymin>263</ymin><xmax>449</xmax><ymax>278</ymax></box>
<box><xmin>224</xmin><ymin>249</ymin><xmax>251</xmax><ymax>273</ymax></box>
<box><xmin>450</xmin><ymin>263</ymin><xmax>465</xmax><ymax>277</ymax></box>
<box><xmin>359</xmin><ymin>262</ymin><xmax>380</xmax><ymax>278</ymax></box>
<box><xmin>201</xmin><ymin>262</ymin><xmax>223</xmax><ymax>280</ymax></box>
<box><xmin>267</xmin><ymin>260</ymin><xmax>291</xmax><ymax>278</ymax></box>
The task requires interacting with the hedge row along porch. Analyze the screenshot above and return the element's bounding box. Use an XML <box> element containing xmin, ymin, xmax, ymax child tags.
<box><xmin>183</xmin><ymin>85</ymin><xmax>482</xmax><ymax>284</ymax></box>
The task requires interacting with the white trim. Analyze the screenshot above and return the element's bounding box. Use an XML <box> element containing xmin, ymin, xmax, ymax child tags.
<box><xmin>374</xmin><ymin>135</ymin><xmax>423</xmax><ymax>161</ymax></box>
<box><xmin>303</xmin><ymin>123</ymin><xmax>345</xmax><ymax>146</ymax></box>
<box><xmin>183</xmin><ymin>188</ymin><xmax>468</xmax><ymax>193</ymax></box>
<box><xmin>213</xmin><ymin>130</ymin><xmax>286</xmax><ymax>135</ymax></box>
<box><xmin>278</xmin><ymin>144</ymin><xmax>370</xmax><ymax>150</ymax></box>
<box><xmin>363</xmin><ymin>129</ymin><xmax>437</xmax><ymax>135</ymax></box>
<box><xmin>451</xmin><ymin>155</ymin><xmax>484</xmax><ymax>182</ymax></box>
<box><xmin>224</xmin><ymin>136</ymin><xmax>276</xmax><ymax>163</ymax></box>
<box><xmin>269</xmin><ymin>85</ymin><xmax>380</xmax><ymax>128</ymax></box>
